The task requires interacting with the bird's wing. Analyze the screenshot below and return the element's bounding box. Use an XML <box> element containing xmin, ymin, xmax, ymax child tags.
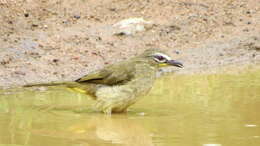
<box><xmin>75</xmin><ymin>62</ymin><xmax>134</xmax><ymax>85</ymax></box>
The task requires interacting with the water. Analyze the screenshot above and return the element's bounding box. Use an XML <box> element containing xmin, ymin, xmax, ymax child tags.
<box><xmin>0</xmin><ymin>69</ymin><xmax>259</xmax><ymax>146</ymax></box>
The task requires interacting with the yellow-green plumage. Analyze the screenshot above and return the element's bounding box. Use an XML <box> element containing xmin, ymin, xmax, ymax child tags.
<box><xmin>24</xmin><ymin>49</ymin><xmax>183</xmax><ymax>114</ymax></box>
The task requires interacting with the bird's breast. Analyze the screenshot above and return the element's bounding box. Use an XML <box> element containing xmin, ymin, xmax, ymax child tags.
<box><xmin>94</xmin><ymin>63</ymin><xmax>158</xmax><ymax>112</ymax></box>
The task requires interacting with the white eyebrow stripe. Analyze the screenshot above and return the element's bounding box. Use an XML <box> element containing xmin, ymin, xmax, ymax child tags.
<box><xmin>153</xmin><ymin>58</ymin><xmax>161</xmax><ymax>62</ymax></box>
<box><xmin>153</xmin><ymin>53</ymin><xmax>171</xmax><ymax>60</ymax></box>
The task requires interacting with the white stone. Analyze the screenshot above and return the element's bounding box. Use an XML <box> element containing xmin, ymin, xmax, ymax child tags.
<box><xmin>113</xmin><ymin>18</ymin><xmax>153</xmax><ymax>35</ymax></box>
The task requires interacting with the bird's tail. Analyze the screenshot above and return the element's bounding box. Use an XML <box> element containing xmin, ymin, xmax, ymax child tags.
<box><xmin>24</xmin><ymin>81</ymin><xmax>78</xmax><ymax>88</ymax></box>
<box><xmin>24</xmin><ymin>81</ymin><xmax>98</xmax><ymax>98</ymax></box>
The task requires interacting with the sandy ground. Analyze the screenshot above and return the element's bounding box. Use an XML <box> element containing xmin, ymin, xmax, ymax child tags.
<box><xmin>0</xmin><ymin>0</ymin><xmax>259</xmax><ymax>87</ymax></box>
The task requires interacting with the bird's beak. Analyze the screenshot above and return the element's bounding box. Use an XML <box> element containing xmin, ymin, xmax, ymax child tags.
<box><xmin>166</xmin><ymin>60</ymin><xmax>184</xmax><ymax>68</ymax></box>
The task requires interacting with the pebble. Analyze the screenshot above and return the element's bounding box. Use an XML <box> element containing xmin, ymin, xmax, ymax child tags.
<box><xmin>174</xmin><ymin>50</ymin><xmax>180</xmax><ymax>54</ymax></box>
<box><xmin>113</xmin><ymin>17</ymin><xmax>153</xmax><ymax>36</ymax></box>
<box><xmin>31</xmin><ymin>24</ymin><xmax>38</xmax><ymax>27</ymax></box>
<box><xmin>52</xmin><ymin>59</ymin><xmax>59</xmax><ymax>63</ymax></box>
<box><xmin>24</xmin><ymin>13</ymin><xmax>29</xmax><ymax>17</ymax></box>
<box><xmin>74</xmin><ymin>15</ymin><xmax>81</xmax><ymax>19</ymax></box>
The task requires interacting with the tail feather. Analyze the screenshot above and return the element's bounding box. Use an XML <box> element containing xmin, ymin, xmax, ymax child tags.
<box><xmin>24</xmin><ymin>81</ymin><xmax>99</xmax><ymax>99</ymax></box>
<box><xmin>24</xmin><ymin>81</ymin><xmax>77</xmax><ymax>87</ymax></box>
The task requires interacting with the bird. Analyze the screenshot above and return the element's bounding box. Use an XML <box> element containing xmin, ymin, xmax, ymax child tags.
<box><xmin>24</xmin><ymin>48</ymin><xmax>183</xmax><ymax>114</ymax></box>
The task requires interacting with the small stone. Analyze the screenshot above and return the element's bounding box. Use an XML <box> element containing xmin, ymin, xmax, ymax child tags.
<box><xmin>8</xmin><ymin>21</ymin><xmax>13</xmax><ymax>24</ymax></box>
<box><xmin>32</xmin><ymin>24</ymin><xmax>38</xmax><ymax>27</ymax></box>
<box><xmin>14</xmin><ymin>71</ymin><xmax>26</xmax><ymax>75</ymax></box>
<box><xmin>74</xmin><ymin>15</ymin><xmax>81</xmax><ymax>19</ymax></box>
<box><xmin>169</xmin><ymin>25</ymin><xmax>181</xmax><ymax>31</ymax></box>
<box><xmin>243</xmin><ymin>28</ymin><xmax>249</xmax><ymax>32</ymax></box>
<box><xmin>72</xmin><ymin>56</ymin><xmax>80</xmax><ymax>60</ymax></box>
<box><xmin>113</xmin><ymin>18</ymin><xmax>153</xmax><ymax>36</ymax></box>
<box><xmin>109</xmin><ymin>8</ymin><xmax>116</xmax><ymax>11</ymax></box>
<box><xmin>53</xmin><ymin>59</ymin><xmax>59</xmax><ymax>63</ymax></box>
<box><xmin>247</xmin><ymin>21</ymin><xmax>251</xmax><ymax>25</ymax></box>
<box><xmin>96</xmin><ymin>36</ymin><xmax>102</xmax><ymax>41</ymax></box>
<box><xmin>174</xmin><ymin>50</ymin><xmax>180</xmax><ymax>54</ymax></box>
<box><xmin>24</xmin><ymin>13</ymin><xmax>29</xmax><ymax>17</ymax></box>
<box><xmin>203</xmin><ymin>18</ymin><xmax>207</xmax><ymax>21</ymax></box>
<box><xmin>62</xmin><ymin>20</ymin><xmax>68</xmax><ymax>24</ymax></box>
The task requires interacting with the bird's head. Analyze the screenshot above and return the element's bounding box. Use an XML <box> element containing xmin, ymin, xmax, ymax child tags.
<box><xmin>139</xmin><ymin>49</ymin><xmax>183</xmax><ymax>68</ymax></box>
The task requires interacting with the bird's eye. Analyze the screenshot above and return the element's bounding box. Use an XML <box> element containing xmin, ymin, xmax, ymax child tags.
<box><xmin>156</xmin><ymin>56</ymin><xmax>164</xmax><ymax>61</ymax></box>
<box><xmin>154</xmin><ymin>55</ymin><xmax>166</xmax><ymax>62</ymax></box>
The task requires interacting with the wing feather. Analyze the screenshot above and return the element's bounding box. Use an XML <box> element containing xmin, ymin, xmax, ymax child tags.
<box><xmin>75</xmin><ymin>62</ymin><xmax>134</xmax><ymax>85</ymax></box>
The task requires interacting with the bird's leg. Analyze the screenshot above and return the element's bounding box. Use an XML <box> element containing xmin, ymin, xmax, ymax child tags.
<box><xmin>94</xmin><ymin>100</ymin><xmax>113</xmax><ymax>115</ymax></box>
<box><xmin>103</xmin><ymin>107</ymin><xmax>112</xmax><ymax>115</ymax></box>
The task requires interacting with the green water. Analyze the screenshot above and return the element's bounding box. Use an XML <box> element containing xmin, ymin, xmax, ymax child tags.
<box><xmin>0</xmin><ymin>70</ymin><xmax>260</xmax><ymax>146</ymax></box>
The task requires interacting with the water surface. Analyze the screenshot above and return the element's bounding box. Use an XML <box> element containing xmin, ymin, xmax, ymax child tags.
<box><xmin>0</xmin><ymin>70</ymin><xmax>259</xmax><ymax>146</ymax></box>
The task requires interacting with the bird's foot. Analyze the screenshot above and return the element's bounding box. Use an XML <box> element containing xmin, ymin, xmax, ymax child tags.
<box><xmin>94</xmin><ymin>100</ymin><xmax>113</xmax><ymax>115</ymax></box>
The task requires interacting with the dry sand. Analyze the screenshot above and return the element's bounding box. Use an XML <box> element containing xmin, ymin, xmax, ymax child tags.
<box><xmin>0</xmin><ymin>0</ymin><xmax>259</xmax><ymax>87</ymax></box>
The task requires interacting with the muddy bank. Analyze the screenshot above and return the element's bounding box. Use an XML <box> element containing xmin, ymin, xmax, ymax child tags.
<box><xmin>0</xmin><ymin>0</ymin><xmax>259</xmax><ymax>87</ymax></box>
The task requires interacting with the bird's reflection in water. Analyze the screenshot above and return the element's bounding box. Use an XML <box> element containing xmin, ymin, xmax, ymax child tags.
<box><xmin>68</xmin><ymin>114</ymin><xmax>154</xmax><ymax>146</ymax></box>
<box><xmin>2</xmin><ymin>106</ymin><xmax>154</xmax><ymax>146</ymax></box>
<box><xmin>0</xmin><ymin>87</ymin><xmax>153</xmax><ymax>146</ymax></box>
